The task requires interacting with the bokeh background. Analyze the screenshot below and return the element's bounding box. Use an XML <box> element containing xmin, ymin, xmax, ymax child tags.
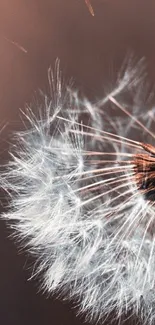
<box><xmin>0</xmin><ymin>0</ymin><xmax>155</xmax><ymax>324</ymax></box>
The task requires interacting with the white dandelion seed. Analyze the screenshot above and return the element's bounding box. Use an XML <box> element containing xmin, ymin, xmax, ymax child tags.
<box><xmin>2</xmin><ymin>58</ymin><xmax>155</xmax><ymax>324</ymax></box>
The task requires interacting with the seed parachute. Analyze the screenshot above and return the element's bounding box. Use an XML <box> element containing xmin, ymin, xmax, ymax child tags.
<box><xmin>2</xmin><ymin>59</ymin><xmax>155</xmax><ymax>324</ymax></box>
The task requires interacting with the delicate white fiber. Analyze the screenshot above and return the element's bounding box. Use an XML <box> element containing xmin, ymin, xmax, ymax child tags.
<box><xmin>2</xmin><ymin>59</ymin><xmax>155</xmax><ymax>324</ymax></box>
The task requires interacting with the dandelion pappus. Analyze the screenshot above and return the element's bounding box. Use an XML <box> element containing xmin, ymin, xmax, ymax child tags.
<box><xmin>2</xmin><ymin>59</ymin><xmax>155</xmax><ymax>325</ymax></box>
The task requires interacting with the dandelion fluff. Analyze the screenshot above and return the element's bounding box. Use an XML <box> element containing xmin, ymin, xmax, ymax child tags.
<box><xmin>2</xmin><ymin>59</ymin><xmax>155</xmax><ymax>324</ymax></box>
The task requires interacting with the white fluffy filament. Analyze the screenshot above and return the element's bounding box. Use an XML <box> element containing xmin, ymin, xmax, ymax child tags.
<box><xmin>2</xmin><ymin>60</ymin><xmax>155</xmax><ymax>324</ymax></box>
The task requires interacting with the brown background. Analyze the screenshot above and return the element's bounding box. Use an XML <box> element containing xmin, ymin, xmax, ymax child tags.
<box><xmin>0</xmin><ymin>0</ymin><xmax>155</xmax><ymax>324</ymax></box>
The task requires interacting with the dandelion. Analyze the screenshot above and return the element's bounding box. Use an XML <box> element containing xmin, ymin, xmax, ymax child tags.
<box><xmin>2</xmin><ymin>58</ymin><xmax>155</xmax><ymax>324</ymax></box>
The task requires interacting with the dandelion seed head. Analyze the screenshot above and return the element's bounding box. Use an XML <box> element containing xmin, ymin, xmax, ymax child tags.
<box><xmin>2</xmin><ymin>58</ymin><xmax>155</xmax><ymax>324</ymax></box>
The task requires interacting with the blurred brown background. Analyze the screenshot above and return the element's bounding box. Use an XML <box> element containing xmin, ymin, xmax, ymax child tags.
<box><xmin>0</xmin><ymin>0</ymin><xmax>155</xmax><ymax>324</ymax></box>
